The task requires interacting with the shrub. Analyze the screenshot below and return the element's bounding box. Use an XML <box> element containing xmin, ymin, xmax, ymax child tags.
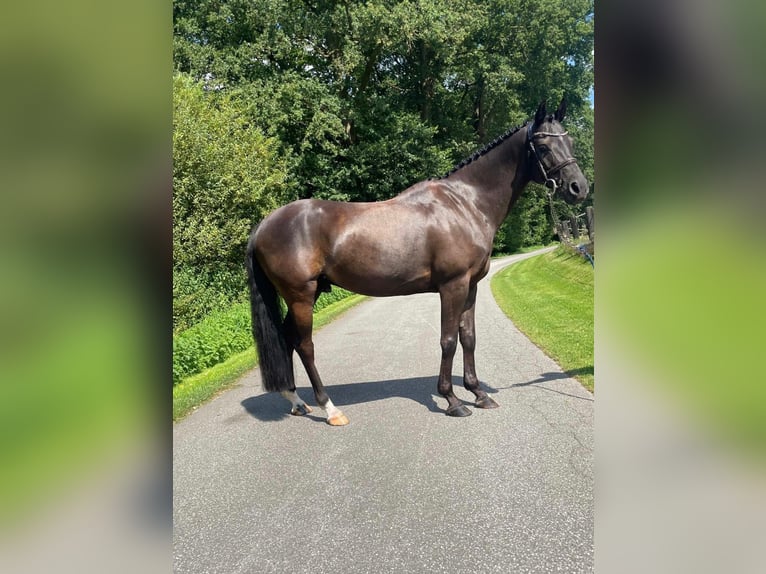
<box><xmin>173</xmin><ymin>264</ymin><xmax>246</xmax><ymax>332</ymax></box>
<box><xmin>315</xmin><ymin>287</ymin><xmax>353</xmax><ymax>313</ymax></box>
<box><xmin>173</xmin><ymin>73</ymin><xmax>289</xmax><ymax>271</ymax></box>
<box><xmin>173</xmin><ymin>287</ymin><xmax>355</xmax><ymax>385</ymax></box>
<box><xmin>173</xmin><ymin>302</ymin><xmax>252</xmax><ymax>385</ymax></box>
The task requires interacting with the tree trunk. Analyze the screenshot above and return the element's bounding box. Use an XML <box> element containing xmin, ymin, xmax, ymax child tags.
<box><xmin>473</xmin><ymin>75</ymin><xmax>486</xmax><ymax>141</ymax></box>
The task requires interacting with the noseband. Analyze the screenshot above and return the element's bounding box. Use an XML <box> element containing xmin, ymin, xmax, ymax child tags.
<box><xmin>526</xmin><ymin>123</ymin><xmax>577</xmax><ymax>192</ymax></box>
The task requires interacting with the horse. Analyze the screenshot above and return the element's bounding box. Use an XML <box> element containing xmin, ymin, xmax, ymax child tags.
<box><xmin>246</xmin><ymin>98</ymin><xmax>589</xmax><ymax>425</ymax></box>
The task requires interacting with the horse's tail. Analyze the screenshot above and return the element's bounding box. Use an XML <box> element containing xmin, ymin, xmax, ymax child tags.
<box><xmin>246</xmin><ymin>231</ymin><xmax>294</xmax><ymax>393</ymax></box>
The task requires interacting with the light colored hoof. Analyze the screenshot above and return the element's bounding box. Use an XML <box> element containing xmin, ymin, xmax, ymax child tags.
<box><xmin>291</xmin><ymin>404</ymin><xmax>313</xmax><ymax>416</ymax></box>
<box><xmin>327</xmin><ymin>413</ymin><xmax>349</xmax><ymax>426</ymax></box>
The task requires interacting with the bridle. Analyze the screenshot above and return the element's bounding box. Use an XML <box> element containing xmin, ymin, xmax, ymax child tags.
<box><xmin>526</xmin><ymin>122</ymin><xmax>581</xmax><ymax>247</ymax></box>
<box><xmin>526</xmin><ymin>122</ymin><xmax>577</xmax><ymax>192</ymax></box>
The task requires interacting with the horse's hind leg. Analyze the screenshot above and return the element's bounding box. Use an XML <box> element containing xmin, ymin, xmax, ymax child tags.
<box><xmin>271</xmin><ymin>314</ymin><xmax>313</xmax><ymax>416</ymax></box>
<box><xmin>286</xmin><ymin>285</ymin><xmax>349</xmax><ymax>426</ymax></box>
<box><xmin>459</xmin><ymin>283</ymin><xmax>499</xmax><ymax>409</ymax></box>
<box><xmin>279</xmin><ymin>389</ymin><xmax>313</xmax><ymax>416</ymax></box>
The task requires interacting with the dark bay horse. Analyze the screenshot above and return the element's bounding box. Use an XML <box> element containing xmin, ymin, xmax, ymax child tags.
<box><xmin>246</xmin><ymin>99</ymin><xmax>589</xmax><ymax>425</ymax></box>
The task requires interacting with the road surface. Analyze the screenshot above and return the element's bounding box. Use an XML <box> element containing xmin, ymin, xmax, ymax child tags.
<box><xmin>173</xmin><ymin>247</ymin><xmax>593</xmax><ymax>573</ymax></box>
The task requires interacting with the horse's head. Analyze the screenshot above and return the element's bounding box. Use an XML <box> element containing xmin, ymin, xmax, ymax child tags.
<box><xmin>527</xmin><ymin>98</ymin><xmax>590</xmax><ymax>204</ymax></box>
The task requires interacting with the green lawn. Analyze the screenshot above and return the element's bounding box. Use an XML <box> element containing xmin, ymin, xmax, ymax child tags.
<box><xmin>491</xmin><ymin>247</ymin><xmax>594</xmax><ymax>392</ymax></box>
<box><xmin>173</xmin><ymin>293</ymin><xmax>367</xmax><ymax>420</ymax></box>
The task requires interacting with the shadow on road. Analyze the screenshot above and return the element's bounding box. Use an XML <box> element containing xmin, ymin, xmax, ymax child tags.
<box><xmin>240</xmin><ymin>377</ymin><xmax>500</xmax><ymax>422</ymax></box>
<box><xmin>497</xmin><ymin>368</ymin><xmax>593</xmax><ymax>401</ymax></box>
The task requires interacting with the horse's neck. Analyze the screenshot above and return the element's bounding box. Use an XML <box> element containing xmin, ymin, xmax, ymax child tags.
<box><xmin>448</xmin><ymin>129</ymin><xmax>531</xmax><ymax>231</ymax></box>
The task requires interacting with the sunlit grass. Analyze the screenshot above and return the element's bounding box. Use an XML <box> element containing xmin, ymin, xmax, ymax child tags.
<box><xmin>491</xmin><ymin>246</ymin><xmax>594</xmax><ymax>392</ymax></box>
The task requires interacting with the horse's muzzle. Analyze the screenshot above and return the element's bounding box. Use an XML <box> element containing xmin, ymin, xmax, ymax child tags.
<box><xmin>564</xmin><ymin>175</ymin><xmax>589</xmax><ymax>203</ymax></box>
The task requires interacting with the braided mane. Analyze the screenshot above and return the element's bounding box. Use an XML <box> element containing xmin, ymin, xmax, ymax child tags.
<box><xmin>440</xmin><ymin>123</ymin><xmax>526</xmax><ymax>179</ymax></box>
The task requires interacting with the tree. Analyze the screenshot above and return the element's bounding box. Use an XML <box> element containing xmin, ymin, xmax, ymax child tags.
<box><xmin>173</xmin><ymin>0</ymin><xmax>594</xmax><ymax>198</ymax></box>
<box><xmin>172</xmin><ymin>0</ymin><xmax>594</xmax><ymax>325</ymax></box>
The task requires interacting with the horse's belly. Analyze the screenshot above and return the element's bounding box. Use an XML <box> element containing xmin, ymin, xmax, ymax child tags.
<box><xmin>325</xmin><ymin>240</ymin><xmax>434</xmax><ymax>297</ymax></box>
<box><xmin>331</xmin><ymin>271</ymin><xmax>434</xmax><ymax>297</ymax></box>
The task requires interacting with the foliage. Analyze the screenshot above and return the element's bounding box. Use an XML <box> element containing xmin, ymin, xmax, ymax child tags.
<box><xmin>173</xmin><ymin>73</ymin><xmax>291</xmax><ymax>329</ymax></box>
<box><xmin>173</xmin><ymin>73</ymin><xmax>288</xmax><ymax>269</ymax></box>
<box><xmin>173</xmin><ymin>292</ymin><xmax>367</xmax><ymax>419</ymax></box>
<box><xmin>173</xmin><ymin>286</ymin><xmax>356</xmax><ymax>385</ymax></box>
<box><xmin>174</xmin><ymin>0</ymin><xmax>594</xmax><ymax>204</ymax></box>
<box><xmin>173</xmin><ymin>301</ymin><xmax>253</xmax><ymax>385</ymax></box>
<box><xmin>491</xmin><ymin>246</ymin><xmax>594</xmax><ymax>391</ymax></box>
<box><xmin>173</xmin><ymin>264</ymin><xmax>246</xmax><ymax>332</ymax></box>
<box><xmin>315</xmin><ymin>286</ymin><xmax>356</xmax><ymax>311</ymax></box>
<box><xmin>172</xmin><ymin>0</ymin><xmax>595</xmax><ymax>373</ymax></box>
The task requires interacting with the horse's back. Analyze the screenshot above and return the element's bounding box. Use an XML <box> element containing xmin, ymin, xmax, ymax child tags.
<box><xmin>253</xmin><ymin>186</ymin><xmax>491</xmax><ymax>296</ymax></box>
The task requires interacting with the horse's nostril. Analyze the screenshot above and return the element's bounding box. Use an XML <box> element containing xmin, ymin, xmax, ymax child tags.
<box><xmin>569</xmin><ymin>181</ymin><xmax>580</xmax><ymax>196</ymax></box>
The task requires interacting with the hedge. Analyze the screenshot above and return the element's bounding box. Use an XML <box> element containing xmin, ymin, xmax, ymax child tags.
<box><xmin>172</xmin><ymin>287</ymin><xmax>354</xmax><ymax>386</ymax></box>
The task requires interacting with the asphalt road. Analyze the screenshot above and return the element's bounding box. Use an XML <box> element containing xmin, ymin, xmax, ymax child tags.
<box><xmin>173</xmin><ymin>247</ymin><xmax>593</xmax><ymax>573</ymax></box>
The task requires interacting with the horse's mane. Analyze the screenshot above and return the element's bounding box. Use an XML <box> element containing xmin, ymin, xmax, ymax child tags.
<box><xmin>440</xmin><ymin>123</ymin><xmax>526</xmax><ymax>179</ymax></box>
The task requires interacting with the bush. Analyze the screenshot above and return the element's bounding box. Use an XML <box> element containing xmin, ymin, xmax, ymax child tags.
<box><xmin>315</xmin><ymin>287</ymin><xmax>354</xmax><ymax>313</ymax></box>
<box><xmin>173</xmin><ymin>302</ymin><xmax>252</xmax><ymax>385</ymax></box>
<box><xmin>173</xmin><ymin>264</ymin><xmax>246</xmax><ymax>332</ymax></box>
<box><xmin>173</xmin><ymin>73</ymin><xmax>289</xmax><ymax>271</ymax></box>
<box><xmin>173</xmin><ymin>286</ymin><xmax>356</xmax><ymax>385</ymax></box>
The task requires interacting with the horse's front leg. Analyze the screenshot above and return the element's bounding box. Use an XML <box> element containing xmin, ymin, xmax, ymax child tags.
<box><xmin>437</xmin><ymin>278</ymin><xmax>472</xmax><ymax>417</ymax></box>
<box><xmin>459</xmin><ymin>283</ymin><xmax>499</xmax><ymax>409</ymax></box>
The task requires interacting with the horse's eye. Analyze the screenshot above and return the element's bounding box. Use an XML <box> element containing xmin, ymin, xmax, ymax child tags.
<box><xmin>538</xmin><ymin>145</ymin><xmax>549</xmax><ymax>153</ymax></box>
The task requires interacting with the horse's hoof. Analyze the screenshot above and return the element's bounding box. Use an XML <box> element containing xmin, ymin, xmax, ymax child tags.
<box><xmin>327</xmin><ymin>413</ymin><xmax>350</xmax><ymax>426</ymax></box>
<box><xmin>446</xmin><ymin>404</ymin><xmax>472</xmax><ymax>417</ymax></box>
<box><xmin>475</xmin><ymin>396</ymin><xmax>500</xmax><ymax>409</ymax></box>
<box><xmin>291</xmin><ymin>404</ymin><xmax>313</xmax><ymax>416</ymax></box>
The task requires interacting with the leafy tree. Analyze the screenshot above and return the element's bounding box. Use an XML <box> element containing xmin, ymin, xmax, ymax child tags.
<box><xmin>172</xmin><ymin>0</ymin><xmax>594</xmax><ymax>327</ymax></box>
<box><xmin>173</xmin><ymin>0</ymin><xmax>594</xmax><ymax>194</ymax></box>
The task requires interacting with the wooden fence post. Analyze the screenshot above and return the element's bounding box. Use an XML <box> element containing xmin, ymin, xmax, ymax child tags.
<box><xmin>570</xmin><ymin>215</ymin><xmax>580</xmax><ymax>239</ymax></box>
<box><xmin>586</xmin><ymin>206</ymin><xmax>594</xmax><ymax>240</ymax></box>
<box><xmin>560</xmin><ymin>221</ymin><xmax>571</xmax><ymax>242</ymax></box>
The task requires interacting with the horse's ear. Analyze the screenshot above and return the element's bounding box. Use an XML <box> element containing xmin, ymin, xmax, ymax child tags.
<box><xmin>535</xmin><ymin>100</ymin><xmax>547</xmax><ymax>125</ymax></box>
<box><xmin>555</xmin><ymin>97</ymin><xmax>567</xmax><ymax>122</ymax></box>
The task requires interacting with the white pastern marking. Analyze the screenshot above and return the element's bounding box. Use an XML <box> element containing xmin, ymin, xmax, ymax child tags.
<box><xmin>321</xmin><ymin>399</ymin><xmax>343</xmax><ymax>420</ymax></box>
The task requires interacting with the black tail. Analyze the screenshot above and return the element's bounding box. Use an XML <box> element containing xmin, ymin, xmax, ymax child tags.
<box><xmin>246</xmin><ymin>233</ymin><xmax>294</xmax><ymax>392</ymax></box>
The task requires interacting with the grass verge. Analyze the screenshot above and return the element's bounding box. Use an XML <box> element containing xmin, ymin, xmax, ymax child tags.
<box><xmin>173</xmin><ymin>293</ymin><xmax>367</xmax><ymax>421</ymax></box>
<box><xmin>491</xmin><ymin>246</ymin><xmax>594</xmax><ymax>392</ymax></box>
